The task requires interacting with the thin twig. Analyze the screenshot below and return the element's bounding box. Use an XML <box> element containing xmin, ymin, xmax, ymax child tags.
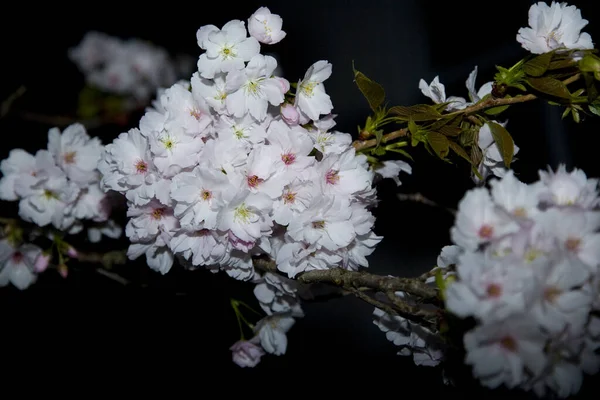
<box><xmin>396</xmin><ymin>192</ymin><xmax>457</xmax><ymax>216</ymax></box>
<box><xmin>95</xmin><ymin>268</ymin><xmax>130</xmax><ymax>285</ymax></box>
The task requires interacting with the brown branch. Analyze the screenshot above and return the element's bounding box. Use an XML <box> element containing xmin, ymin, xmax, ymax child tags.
<box><xmin>253</xmin><ymin>257</ymin><xmax>440</xmax><ymax>330</ymax></box>
<box><xmin>396</xmin><ymin>192</ymin><xmax>456</xmax><ymax>216</ymax></box>
<box><xmin>352</xmin><ymin>73</ymin><xmax>582</xmax><ymax>152</ymax></box>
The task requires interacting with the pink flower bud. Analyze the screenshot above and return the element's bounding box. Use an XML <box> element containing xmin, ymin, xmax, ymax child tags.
<box><xmin>280</xmin><ymin>103</ymin><xmax>299</xmax><ymax>126</ymax></box>
<box><xmin>67</xmin><ymin>246</ymin><xmax>78</xmax><ymax>258</ymax></box>
<box><xmin>230</xmin><ymin>339</ymin><xmax>265</xmax><ymax>368</ymax></box>
<box><xmin>58</xmin><ymin>264</ymin><xmax>69</xmax><ymax>279</ymax></box>
<box><xmin>34</xmin><ymin>253</ymin><xmax>51</xmax><ymax>273</ymax></box>
<box><xmin>276</xmin><ymin>77</ymin><xmax>290</xmax><ymax>93</ymax></box>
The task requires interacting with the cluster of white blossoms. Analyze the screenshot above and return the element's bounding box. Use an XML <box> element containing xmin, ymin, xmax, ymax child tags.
<box><xmin>69</xmin><ymin>31</ymin><xmax>190</xmax><ymax>104</ymax></box>
<box><xmin>0</xmin><ymin>123</ymin><xmax>122</xmax><ymax>289</ymax></box>
<box><xmin>440</xmin><ymin>166</ymin><xmax>600</xmax><ymax>398</ymax></box>
<box><xmin>98</xmin><ymin>7</ymin><xmax>410</xmax><ymax>280</ymax></box>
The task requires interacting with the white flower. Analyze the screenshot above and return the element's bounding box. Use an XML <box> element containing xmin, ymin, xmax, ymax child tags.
<box><xmin>230</xmin><ymin>339</ymin><xmax>265</xmax><ymax>368</ymax></box>
<box><xmin>197</xmin><ymin>20</ymin><xmax>260</xmax><ymax>79</ymax></box>
<box><xmin>170</xmin><ymin>165</ymin><xmax>233</xmax><ymax>230</ymax></box>
<box><xmin>248</xmin><ymin>7</ymin><xmax>286</xmax><ymax>45</ymax></box>
<box><xmin>425</xmin><ymin>244</ymin><xmax>461</xmax><ymax>284</ymax></box>
<box><xmin>451</xmin><ymin>187</ymin><xmax>519</xmax><ymax>251</ymax></box>
<box><xmin>254</xmin><ymin>313</ymin><xmax>296</xmax><ymax>355</ymax></box>
<box><xmin>418</xmin><ymin>76</ymin><xmax>467</xmax><ymax>111</ymax></box>
<box><xmin>225</xmin><ymin>54</ymin><xmax>287</xmax><ymax>121</ymax></box>
<box><xmin>296</xmin><ymin>60</ymin><xmax>333</xmax><ymax>121</ymax></box>
<box><xmin>0</xmin><ymin>240</ymin><xmax>41</xmax><ymax>290</ymax></box>
<box><xmin>372</xmin><ymin>160</ymin><xmax>412</xmax><ymax>186</ymax></box>
<box><xmin>192</xmin><ymin>72</ymin><xmax>228</xmax><ymax>115</ymax></box>
<box><xmin>0</xmin><ymin>149</ymin><xmax>37</xmax><ymax>201</ymax></box>
<box><xmin>253</xmin><ymin>272</ymin><xmax>304</xmax><ymax>317</ymax></box>
<box><xmin>537</xmin><ymin>164</ymin><xmax>599</xmax><ymax>209</ymax></box>
<box><xmin>17</xmin><ymin>165</ymin><xmax>79</xmax><ymax>230</ymax></box>
<box><xmin>286</xmin><ymin>195</ymin><xmax>355</xmax><ymax>252</ymax></box>
<box><xmin>517</xmin><ymin>2</ymin><xmax>594</xmax><ymax>55</ymax></box>
<box><xmin>445</xmin><ymin>251</ymin><xmax>536</xmax><ymax>322</ymax></box>
<box><xmin>169</xmin><ymin>228</ymin><xmax>227</xmax><ymax>268</ymax></box>
<box><xmin>464</xmin><ymin>317</ymin><xmax>547</xmax><ymax>389</ymax></box>
<box><xmin>161</xmin><ymin>80</ymin><xmax>212</xmax><ymax>137</ymax></box>
<box><xmin>47</xmin><ymin>123</ymin><xmax>103</xmax><ymax>187</ymax></box>
<box><xmin>217</xmin><ymin>188</ymin><xmax>273</xmax><ymax>248</ymax></box>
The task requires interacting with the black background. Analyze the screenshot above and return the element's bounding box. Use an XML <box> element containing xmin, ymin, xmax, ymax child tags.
<box><xmin>1</xmin><ymin>0</ymin><xmax>600</xmax><ymax>396</ymax></box>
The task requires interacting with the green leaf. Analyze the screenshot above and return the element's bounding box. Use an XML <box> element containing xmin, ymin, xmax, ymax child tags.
<box><xmin>484</xmin><ymin>104</ymin><xmax>510</xmax><ymax>115</ymax></box>
<box><xmin>408</xmin><ymin>119</ymin><xmax>419</xmax><ymax>135</ymax></box>
<box><xmin>427</xmin><ymin>131</ymin><xmax>450</xmax><ymax>160</ymax></box>
<box><xmin>583</xmin><ymin>72</ymin><xmax>599</xmax><ymax>103</ymax></box>
<box><xmin>487</xmin><ymin>121</ymin><xmax>514</xmax><ymax>168</ymax></box>
<box><xmin>436</xmin><ymin>125</ymin><xmax>462</xmax><ymax>137</ymax></box>
<box><xmin>353</xmin><ymin>62</ymin><xmax>385</xmax><ymax>111</ymax></box>
<box><xmin>387</xmin><ymin>148</ymin><xmax>414</xmax><ymax>161</ymax></box>
<box><xmin>523</xmin><ymin>52</ymin><xmax>553</xmax><ymax>77</ymax></box>
<box><xmin>548</xmin><ymin>58</ymin><xmax>577</xmax><ymax>70</ymax></box>
<box><xmin>589</xmin><ymin>101</ymin><xmax>600</xmax><ymax>117</ymax></box>
<box><xmin>527</xmin><ymin>77</ymin><xmax>572</xmax><ymax>99</ymax></box>
<box><xmin>447</xmin><ymin>141</ymin><xmax>472</xmax><ymax>165</ymax></box>
<box><xmin>470</xmin><ymin>144</ymin><xmax>483</xmax><ymax>167</ymax></box>
<box><xmin>388</xmin><ymin>104</ymin><xmax>442</xmax><ymax>121</ymax></box>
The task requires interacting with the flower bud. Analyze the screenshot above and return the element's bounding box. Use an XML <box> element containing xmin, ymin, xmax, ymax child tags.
<box><xmin>280</xmin><ymin>103</ymin><xmax>299</xmax><ymax>126</ymax></box>
<box><xmin>578</xmin><ymin>54</ymin><xmax>600</xmax><ymax>73</ymax></box>
<box><xmin>66</xmin><ymin>246</ymin><xmax>78</xmax><ymax>258</ymax></box>
<box><xmin>58</xmin><ymin>264</ymin><xmax>69</xmax><ymax>278</ymax></box>
<box><xmin>34</xmin><ymin>252</ymin><xmax>51</xmax><ymax>273</ymax></box>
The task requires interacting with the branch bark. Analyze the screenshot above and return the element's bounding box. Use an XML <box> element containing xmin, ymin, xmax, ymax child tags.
<box><xmin>352</xmin><ymin>74</ymin><xmax>582</xmax><ymax>152</ymax></box>
<box><xmin>253</xmin><ymin>256</ymin><xmax>440</xmax><ymax>330</ymax></box>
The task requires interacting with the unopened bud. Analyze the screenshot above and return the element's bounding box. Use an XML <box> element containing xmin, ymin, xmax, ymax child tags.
<box><xmin>280</xmin><ymin>103</ymin><xmax>299</xmax><ymax>126</ymax></box>
<box><xmin>578</xmin><ymin>54</ymin><xmax>600</xmax><ymax>73</ymax></box>
<box><xmin>491</xmin><ymin>82</ymin><xmax>507</xmax><ymax>98</ymax></box>
<box><xmin>58</xmin><ymin>264</ymin><xmax>69</xmax><ymax>279</ymax></box>
<box><xmin>34</xmin><ymin>253</ymin><xmax>51</xmax><ymax>273</ymax></box>
<box><xmin>66</xmin><ymin>246</ymin><xmax>78</xmax><ymax>258</ymax></box>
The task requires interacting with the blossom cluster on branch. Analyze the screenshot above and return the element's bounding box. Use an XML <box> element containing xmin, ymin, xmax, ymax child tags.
<box><xmin>1</xmin><ymin>1</ymin><xmax>600</xmax><ymax>398</ymax></box>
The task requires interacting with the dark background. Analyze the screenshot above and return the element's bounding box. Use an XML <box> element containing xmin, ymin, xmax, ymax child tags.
<box><xmin>1</xmin><ymin>0</ymin><xmax>600</xmax><ymax>396</ymax></box>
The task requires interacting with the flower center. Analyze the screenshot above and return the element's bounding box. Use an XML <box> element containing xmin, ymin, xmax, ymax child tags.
<box><xmin>200</xmin><ymin>189</ymin><xmax>212</xmax><ymax>201</ymax></box>
<box><xmin>300</xmin><ymin>81</ymin><xmax>317</xmax><ymax>97</ymax></box>
<box><xmin>544</xmin><ymin>286</ymin><xmax>562</xmax><ymax>303</ymax></box>
<box><xmin>189</xmin><ymin>108</ymin><xmax>203</xmax><ymax>120</ymax></box>
<box><xmin>63</xmin><ymin>151</ymin><xmax>76</xmax><ymax>164</ymax></box>
<box><xmin>283</xmin><ymin>190</ymin><xmax>296</xmax><ymax>204</ymax></box>
<box><xmin>234</xmin><ymin>203</ymin><xmax>252</xmax><ymax>223</ymax></box>
<box><xmin>12</xmin><ymin>251</ymin><xmax>23</xmax><ymax>263</ymax></box>
<box><xmin>281</xmin><ymin>152</ymin><xmax>296</xmax><ymax>165</ymax></box>
<box><xmin>565</xmin><ymin>237</ymin><xmax>581</xmax><ymax>252</ymax></box>
<box><xmin>312</xmin><ymin>220</ymin><xmax>325</xmax><ymax>229</ymax></box>
<box><xmin>478</xmin><ymin>224</ymin><xmax>494</xmax><ymax>239</ymax></box>
<box><xmin>135</xmin><ymin>160</ymin><xmax>148</xmax><ymax>174</ymax></box>
<box><xmin>247</xmin><ymin>175</ymin><xmax>263</xmax><ymax>188</ymax></box>
<box><xmin>513</xmin><ymin>207</ymin><xmax>527</xmax><ymax>217</ymax></box>
<box><xmin>486</xmin><ymin>283</ymin><xmax>502</xmax><ymax>298</ymax></box>
<box><xmin>325</xmin><ymin>169</ymin><xmax>339</xmax><ymax>185</ymax></box>
<box><xmin>500</xmin><ymin>336</ymin><xmax>517</xmax><ymax>352</ymax></box>
<box><xmin>220</xmin><ymin>46</ymin><xmax>236</xmax><ymax>59</ymax></box>
<box><xmin>43</xmin><ymin>189</ymin><xmax>58</xmax><ymax>200</ymax></box>
<box><xmin>151</xmin><ymin>208</ymin><xmax>165</xmax><ymax>220</ymax></box>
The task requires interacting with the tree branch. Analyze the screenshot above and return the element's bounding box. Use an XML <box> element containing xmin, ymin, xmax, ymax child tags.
<box><xmin>253</xmin><ymin>256</ymin><xmax>440</xmax><ymax>330</ymax></box>
<box><xmin>352</xmin><ymin>74</ymin><xmax>582</xmax><ymax>152</ymax></box>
